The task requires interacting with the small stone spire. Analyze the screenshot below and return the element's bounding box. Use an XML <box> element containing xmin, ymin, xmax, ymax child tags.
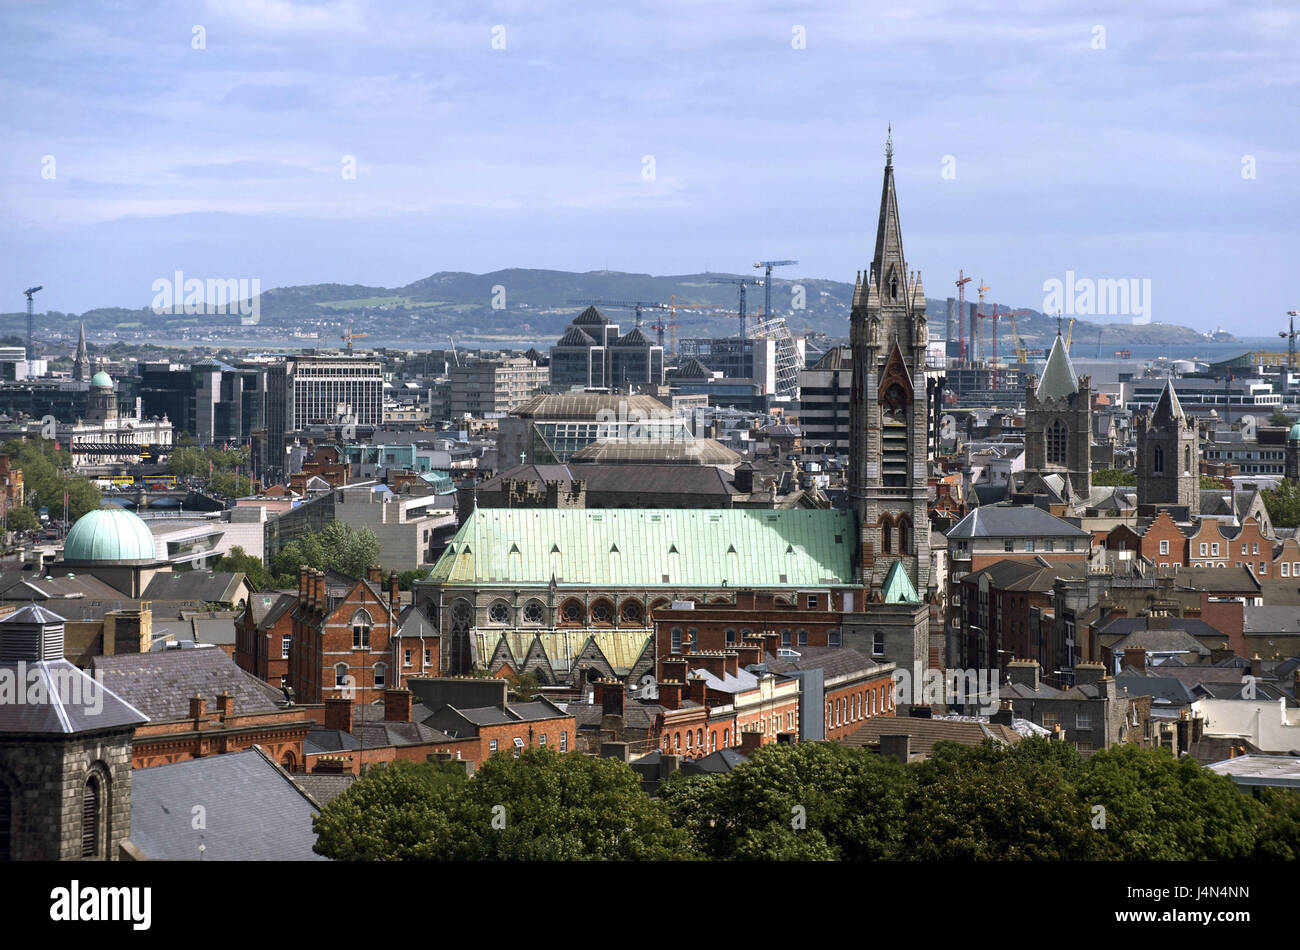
<box><xmin>885</xmin><ymin>123</ymin><xmax>893</xmax><ymax>166</ymax></box>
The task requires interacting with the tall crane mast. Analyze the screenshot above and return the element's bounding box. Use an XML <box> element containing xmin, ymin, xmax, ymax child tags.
<box><xmin>710</xmin><ymin>278</ymin><xmax>763</xmax><ymax>340</ymax></box>
<box><xmin>955</xmin><ymin>270</ymin><xmax>971</xmax><ymax>362</ymax></box>
<box><xmin>753</xmin><ymin>260</ymin><xmax>798</xmax><ymax>320</ymax></box>
<box><xmin>1279</xmin><ymin>311</ymin><xmax>1300</xmax><ymax>371</ymax></box>
<box><xmin>976</xmin><ymin>280</ymin><xmax>990</xmax><ymax>363</ymax></box>
<box><xmin>23</xmin><ymin>285</ymin><xmax>42</xmax><ymax>357</ymax></box>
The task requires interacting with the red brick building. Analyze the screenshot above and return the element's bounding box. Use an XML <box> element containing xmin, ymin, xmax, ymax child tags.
<box><xmin>290</xmin><ymin>566</ymin><xmax>402</xmax><ymax>706</ymax></box>
<box><xmin>235</xmin><ymin>592</ymin><xmax>297</xmax><ymax>689</ymax></box>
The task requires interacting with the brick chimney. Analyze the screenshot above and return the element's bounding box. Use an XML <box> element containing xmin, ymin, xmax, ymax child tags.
<box><xmin>735</xmin><ymin>642</ymin><xmax>763</xmax><ymax>667</ymax></box>
<box><xmin>687</xmin><ymin>673</ymin><xmax>708</xmax><ymax>706</ymax></box>
<box><xmin>879</xmin><ymin>733</ymin><xmax>911</xmax><ymax>763</ymax></box>
<box><xmin>367</xmin><ymin>564</ymin><xmax>382</xmax><ymax>584</ymax></box>
<box><xmin>760</xmin><ymin>630</ymin><xmax>779</xmax><ymax>659</ymax></box>
<box><xmin>658</xmin><ymin>680</ymin><xmax>683</xmax><ymax>710</ymax></box>
<box><xmin>696</xmin><ymin>652</ymin><xmax>727</xmax><ymax>679</ymax></box>
<box><xmin>594</xmin><ymin>679</ymin><xmax>624</xmax><ymax>717</ymax></box>
<box><xmin>189</xmin><ymin>693</ymin><xmax>206</xmax><ymax>723</ymax></box>
<box><xmin>384</xmin><ymin>688</ymin><xmax>412</xmax><ymax>723</ymax></box>
<box><xmin>388</xmin><ymin>570</ymin><xmax>400</xmax><ymax>614</ymax></box>
<box><xmin>215</xmin><ymin>690</ymin><xmax>233</xmax><ymax>720</ymax></box>
<box><xmin>1006</xmin><ymin>659</ymin><xmax>1040</xmax><ymax>690</ymax></box>
<box><xmin>722</xmin><ymin>650</ymin><xmax>740</xmax><ymax>677</ymax></box>
<box><xmin>739</xmin><ymin>730</ymin><xmax>763</xmax><ymax>755</ymax></box>
<box><xmin>324</xmin><ymin>697</ymin><xmax>354</xmax><ymax>732</ymax></box>
<box><xmin>659</xmin><ymin>656</ymin><xmax>688</xmax><ymax>684</ymax></box>
<box><xmin>299</xmin><ymin>566</ymin><xmax>311</xmax><ymax>604</ymax></box>
<box><xmin>1250</xmin><ymin>654</ymin><xmax>1263</xmax><ymax>678</ymax></box>
<box><xmin>1123</xmin><ymin>647</ymin><xmax>1147</xmax><ymax>672</ymax></box>
<box><xmin>1074</xmin><ymin>662</ymin><xmax>1105</xmax><ymax>687</ymax></box>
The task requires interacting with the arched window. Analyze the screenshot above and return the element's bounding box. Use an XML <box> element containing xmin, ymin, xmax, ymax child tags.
<box><xmin>696</xmin><ymin>728</ymin><xmax>703</xmax><ymax>749</ymax></box>
<box><xmin>1153</xmin><ymin>445</ymin><xmax>1164</xmax><ymax>474</ymax></box>
<box><xmin>351</xmin><ymin>610</ymin><xmax>372</xmax><ymax>649</ymax></box>
<box><xmin>723</xmin><ymin>728</ymin><xmax>730</xmax><ymax>747</ymax></box>
<box><xmin>1047</xmin><ymin>420</ymin><xmax>1067</xmax><ymax>465</ymax></box>
<box><xmin>1184</xmin><ymin>445</ymin><xmax>1192</xmax><ymax>473</ymax></box>
<box><xmin>0</xmin><ymin>781</ymin><xmax>11</xmax><ymax>861</ymax></box>
<box><xmin>589</xmin><ymin>598</ymin><xmax>615</xmax><ymax>626</ymax></box>
<box><xmin>281</xmin><ymin>751</ymin><xmax>297</xmax><ymax>772</ymax></box>
<box><xmin>81</xmin><ymin>773</ymin><xmax>103</xmax><ymax>859</ymax></box>
<box><xmin>881</xmin><ymin>520</ymin><xmax>893</xmax><ymax>554</ymax></box>
<box><xmin>559</xmin><ymin>599</ymin><xmax>585</xmax><ymax>626</ymax></box>
<box><xmin>374</xmin><ymin>662</ymin><xmax>387</xmax><ymax>689</ymax></box>
<box><xmin>334</xmin><ymin>663</ymin><xmax>350</xmax><ymax>688</ymax></box>
<box><xmin>898</xmin><ymin>517</ymin><xmax>911</xmax><ymax>555</ymax></box>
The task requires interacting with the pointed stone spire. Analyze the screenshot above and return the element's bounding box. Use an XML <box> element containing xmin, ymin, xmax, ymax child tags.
<box><xmin>1151</xmin><ymin>379</ymin><xmax>1185</xmax><ymax>426</ymax></box>
<box><xmin>1036</xmin><ymin>332</ymin><xmax>1079</xmax><ymax>400</ymax></box>
<box><xmin>73</xmin><ymin>322</ymin><xmax>89</xmax><ymax>381</ymax></box>
<box><xmin>871</xmin><ymin>136</ymin><xmax>906</xmax><ymax>295</ymax></box>
<box><xmin>910</xmin><ymin>270</ymin><xmax>925</xmax><ymax>310</ymax></box>
<box><xmin>853</xmin><ymin>270</ymin><xmax>866</xmax><ymax>308</ymax></box>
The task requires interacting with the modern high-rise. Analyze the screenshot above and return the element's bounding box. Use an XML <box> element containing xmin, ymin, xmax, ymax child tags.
<box><xmin>289</xmin><ymin>355</ymin><xmax>384</xmax><ymax>430</ymax></box>
<box><xmin>550</xmin><ymin>306</ymin><xmax>663</xmax><ymax>390</ymax></box>
<box><xmin>449</xmin><ymin>356</ymin><xmax>549</xmax><ymax>417</ymax></box>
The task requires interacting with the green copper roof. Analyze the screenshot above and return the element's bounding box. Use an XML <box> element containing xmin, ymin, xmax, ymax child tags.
<box><xmin>1289</xmin><ymin>423</ymin><xmax>1300</xmax><ymax>442</ymax></box>
<box><xmin>90</xmin><ymin>371</ymin><xmax>113</xmax><ymax>388</ymax></box>
<box><xmin>1035</xmin><ymin>334</ymin><xmax>1078</xmax><ymax>401</ymax></box>
<box><xmin>881</xmin><ymin>560</ymin><xmax>920</xmax><ymax>604</ymax></box>
<box><xmin>63</xmin><ymin>507</ymin><xmax>157</xmax><ymax>563</ymax></box>
<box><xmin>428</xmin><ymin>507</ymin><xmax>855</xmax><ymax>588</ymax></box>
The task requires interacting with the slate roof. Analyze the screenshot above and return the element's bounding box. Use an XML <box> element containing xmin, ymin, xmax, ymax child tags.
<box><xmin>765</xmin><ymin>646</ymin><xmax>887</xmax><ymax>681</ymax></box>
<box><xmin>429</xmin><ymin>507</ymin><xmax>855</xmax><ymax>588</ymax></box>
<box><xmin>0</xmin><ymin>659</ymin><xmax>148</xmax><ymax>734</ymax></box>
<box><xmin>291</xmin><ymin>771</ymin><xmax>357</xmax><ymax>807</ymax></box>
<box><xmin>479</xmin><ymin>462</ymin><xmax>738</xmax><ymax>500</ymax></box>
<box><xmin>671</xmin><ymin>358</ymin><xmax>714</xmax><ymax>379</ymax></box>
<box><xmin>569</xmin><ymin>437</ymin><xmax>740</xmax><ymax>465</ymax></box>
<box><xmin>556</xmin><ymin>326</ymin><xmax>596</xmax><ymax>347</ymax></box>
<box><xmin>92</xmin><ymin>646</ymin><xmax>287</xmax><ymax>722</ymax></box>
<box><xmin>947</xmin><ymin>504</ymin><xmax>1090</xmax><ymax>539</ymax></box>
<box><xmin>129</xmin><ymin>747</ymin><xmax>326</xmax><ymax>861</ymax></box>
<box><xmin>141</xmin><ymin>571</ymin><xmax>245</xmax><ymax>604</ymax></box>
<box><xmin>248</xmin><ymin>592</ymin><xmax>296</xmax><ymax>630</ymax></box>
<box><xmin>614</xmin><ymin>327</ymin><xmax>653</xmax><ymax>347</ymax></box>
<box><xmin>1100</xmin><ymin>623</ymin><xmax>1216</xmax><ymax>655</ymax></box>
<box><xmin>962</xmin><ymin>557</ymin><xmax>1087</xmax><ymax>592</ymax></box>
<box><xmin>1244</xmin><ymin>606</ymin><xmax>1300</xmax><ymax>634</ymax></box>
<box><xmin>1035</xmin><ymin>334</ymin><xmax>1079</xmax><ymax>400</ymax></box>
<box><xmin>1151</xmin><ymin>379</ymin><xmax>1186</xmax><ymax>425</ymax></box>
<box><xmin>0</xmin><ymin>570</ymin><xmax>129</xmax><ymax>604</ymax></box>
<box><xmin>571</xmin><ymin>305</ymin><xmax>609</xmax><ymax>326</ymax></box>
<box><xmin>1114</xmin><ymin>673</ymin><xmax>1197</xmax><ymax>706</ymax></box>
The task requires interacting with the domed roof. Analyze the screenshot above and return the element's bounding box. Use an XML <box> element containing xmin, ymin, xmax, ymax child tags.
<box><xmin>1289</xmin><ymin>423</ymin><xmax>1300</xmax><ymax>442</ymax></box>
<box><xmin>63</xmin><ymin>507</ymin><xmax>157</xmax><ymax>563</ymax></box>
<box><xmin>90</xmin><ymin>371</ymin><xmax>114</xmax><ymax>388</ymax></box>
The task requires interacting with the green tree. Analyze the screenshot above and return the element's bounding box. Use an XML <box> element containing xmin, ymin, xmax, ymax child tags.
<box><xmin>4</xmin><ymin>505</ymin><xmax>39</xmax><ymax>532</ymax></box>
<box><xmin>1092</xmin><ymin>468</ymin><xmax>1137</xmax><ymax>486</ymax></box>
<box><xmin>212</xmin><ymin>546</ymin><xmax>274</xmax><ymax>590</ymax></box>
<box><xmin>312</xmin><ymin>759</ymin><xmax>468</xmax><ymax>861</ymax></box>
<box><xmin>1076</xmin><ymin>743</ymin><xmax>1261</xmax><ymax>860</ymax></box>
<box><xmin>1252</xmin><ymin>787</ymin><xmax>1300</xmax><ymax>861</ymax></box>
<box><xmin>1263</xmin><ymin>480</ymin><xmax>1300</xmax><ymax>528</ymax></box>
<box><xmin>1269</xmin><ymin>408</ymin><xmax>1292</xmax><ymax>428</ymax></box>
<box><xmin>314</xmin><ymin>749</ymin><xmax>693</xmax><ymax>861</ymax></box>
<box><xmin>2</xmin><ymin>440</ymin><xmax>101</xmax><ymax>521</ymax></box>
<box><xmin>1201</xmin><ymin>475</ymin><xmax>1229</xmax><ymax>489</ymax></box>
<box><xmin>269</xmin><ymin>523</ymin><xmax>382</xmax><ymax>583</ymax></box>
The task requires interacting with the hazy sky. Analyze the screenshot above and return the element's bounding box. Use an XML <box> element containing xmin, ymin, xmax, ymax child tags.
<box><xmin>1</xmin><ymin>0</ymin><xmax>1296</xmax><ymax>331</ymax></box>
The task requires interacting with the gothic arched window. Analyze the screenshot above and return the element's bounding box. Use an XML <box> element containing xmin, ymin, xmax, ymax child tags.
<box><xmin>81</xmin><ymin>774</ymin><xmax>103</xmax><ymax>859</ymax></box>
<box><xmin>1184</xmin><ymin>445</ymin><xmax>1192</xmax><ymax>473</ymax></box>
<box><xmin>1153</xmin><ymin>446</ymin><xmax>1164</xmax><ymax>474</ymax></box>
<box><xmin>898</xmin><ymin>517</ymin><xmax>912</xmax><ymax>555</ymax></box>
<box><xmin>881</xmin><ymin>520</ymin><xmax>893</xmax><ymax>554</ymax></box>
<box><xmin>1047</xmin><ymin>420</ymin><xmax>1068</xmax><ymax>465</ymax></box>
<box><xmin>351</xmin><ymin>610</ymin><xmax>372</xmax><ymax>649</ymax></box>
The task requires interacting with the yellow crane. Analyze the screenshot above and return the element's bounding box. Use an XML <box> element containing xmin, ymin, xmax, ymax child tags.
<box><xmin>342</xmin><ymin>326</ymin><xmax>369</xmax><ymax>353</ymax></box>
<box><xmin>1064</xmin><ymin>315</ymin><xmax>1076</xmax><ymax>353</ymax></box>
<box><xmin>1005</xmin><ymin>309</ymin><xmax>1035</xmax><ymax>364</ymax></box>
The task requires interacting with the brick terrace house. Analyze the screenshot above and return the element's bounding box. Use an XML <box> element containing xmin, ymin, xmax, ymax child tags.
<box><xmin>1000</xmin><ymin>659</ymin><xmax>1152</xmax><ymax>754</ymax></box>
<box><xmin>290</xmin><ymin>566</ymin><xmax>403</xmax><ymax>706</ymax></box>
<box><xmin>765</xmin><ymin>646</ymin><xmax>897</xmax><ymax>742</ymax></box>
<box><xmin>235</xmin><ymin>591</ymin><xmax>297</xmax><ymax>689</ymax></box>
<box><xmin>651</xmin><ymin>590</ymin><xmax>860</xmax><ymax>660</ymax></box>
<box><xmin>959</xmin><ymin>558</ymin><xmax>1088</xmax><ymax>675</ymax></box>
<box><xmin>407</xmin><ymin>677</ymin><xmax>576</xmax><ymax>763</ymax></box>
<box><xmin>92</xmin><ymin>646</ymin><xmax>313</xmax><ymax>771</ymax></box>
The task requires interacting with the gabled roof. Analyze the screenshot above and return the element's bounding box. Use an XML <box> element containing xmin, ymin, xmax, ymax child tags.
<box><xmin>572</xmin><ymin>305</ymin><xmax>609</xmax><ymax>326</ymax></box>
<box><xmin>556</xmin><ymin>326</ymin><xmax>597</xmax><ymax>347</ymax></box>
<box><xmin>671</xmin><ymin>358</ymin><xmax>714</xmax><ymax>379</ymax></box>
<box><xmin>0</xmin><ymin>659</ymin><xmax>148</xmax><ymax>734</ymax></box>
<box><xmin>92</xmin><ymin>646</ymin><xmax>287</xmax><ymax>722</ymax></box>
<box><xmin>142</xmin><ymin>571</ymin><xmax>245</xmax><ymax>604</ymax></box>
<box><xmin>130</xmin><ymin>747</ymin><xmax>326</xmax><ymax>861</ymax></box>
<box><xmin>881</xmin><ymin>560</ymin><xmax>920</xmax><ymax>604</ymax></box>
<box><xmin>947</xmin><ymin>504</ymin><xmax>1091</xmax><ymax>539</ymax></box>
<box><xmin>1035</xmin><ymin>334</ymin><xmax>1079</xmax><ymax>401</ymax></box>
<box><xmin>429</xmin><ymin>507</ymin><xmax>855</xmax><ymax>588</ymax></box>
<box><xmin>614</xmin><ymin>327</ymin><xmax>653</xmax><ymax>347</ymax></box>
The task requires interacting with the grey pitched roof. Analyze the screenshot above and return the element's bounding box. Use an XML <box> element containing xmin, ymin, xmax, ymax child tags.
<box><xmin>556</xmin><ymin>325</ymin><xmax>597</xmax><ymax>347</ymax></box>
<box><xmin>141</xmin><ymin>571</ymin><xmax>245</xmax><ymax>604</ymax></box>
<box><xmin>1114</xmin><ymin>673</ymin><xmax>1197</xmax><ymax>705</ymax></box>
<box><xmin>92</xmin><ymin>646</ymin><xmax>287</xmax><ymax>722</ymax></box>
<box><xmin>764</xmin><ymin>646</ymin><xmax>886</xmax><ymax>681</ymax></box>
<box><xmin>1035</xmin><ymin>334</ymin><xmax>1079</xmax><ymax>400</ymax></box>
<box><xmin>1099</xmin><ymin>619</ymin><xmax>1220</xmax><ymax>653</ymax></box>
<box><xmin>0</xmin><ymin>659</ymin><xmax>149</xmax><ymax>734</ymax></box>
<box><xmin>129</xmin><ymin>747</ymin><xmax>326</xmax><ymax>861</ymax></box>
<box><xmin>614</xmin><ymin>327</ymin><xmax>654</xmax><ymax>347</ymax></box>
<box><xmin>1244</xmin><ymin>606</ymin><xmax>1300</xmax><ymax>633</ymax></box>
<box><xmin>291</xmin><ymin>771</ymin><xmax>357</xmax><ymax>807</ymax></box>
<box><xmin>248</xmin><ymin>592</ymin><xmax>296</xmax><ymax>629</ymax></box>
<box><xmin>571</xmin><ymin>305</ymin><xmax>609</xmax><ymax>326</ymax></box>
<box><xmin>947</xmin><ymin>504</ymin><xmax>1090</xmax><ymax>539</ymax></box>
<box><xmin>396</xmin><ymin>604</ymin><xmax>437</xmax><ymax>639</ymax></box>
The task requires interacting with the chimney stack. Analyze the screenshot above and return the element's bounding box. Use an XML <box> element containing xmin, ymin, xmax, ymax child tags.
<box><xmin>658</xmin><ymin>680</ymin><xmax>683</xmax><ymax>710</ymax></box>
<box><xmin>367</xmin><ymin>564</ymin><xmax>382</xmax><ymax>584</ymax></box>
<box><xmin>739</xmin><ymin>730</ymin><xmax>763</xmax><ymax>755</ymax></box>
<box><xmin>383</xmin><ymin>688</ymin><xmax>413</xmax><ymax>723</ymax></box>
<box><xmin>879</xmin><ymin>733</ymin><xmax>911</xmax><ymax>763</ymax></box>
<box><xmin>189</xmin><ymin>693</ymin><xmax>206</xmax><ymax>723</ymax></box>
<box><xmin>388</xmin><ymin>570</ymin><xmax>400</xmax><ymax>614</ymax></box>
<box><xmin>324</xmin><ymin>697</ymin><xmax>354</xmax><ymax>733</ymax></box>
<box><xmin>688</xmin><ymin>673</ymin><xmax>708</xmax><ymax>706</ymax></box>
<box><xmin>1123</xmin><ymin>647</ymin><xmax>1147</xmax><ymax>673</ymax></box>
<box><xmin>1006</xmin><ymin>659</ymin><xmax>1041</xmax><ymax>690</ymax></box>
<box><xmin>215</xmin><ymin>690</ymin><xmax>233</xmax><ymax>720</ymax></box>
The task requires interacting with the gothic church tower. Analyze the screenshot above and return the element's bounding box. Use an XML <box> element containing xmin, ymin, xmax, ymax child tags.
<box><xmin>848</xmin><ymin>133</ymin><xmax>931</xmax><ymax>593</ymax></box>
<box><xmin>1136</xmin><ymin>379</ymin><xmax>1199</xmax><ymax>515</ymax></box>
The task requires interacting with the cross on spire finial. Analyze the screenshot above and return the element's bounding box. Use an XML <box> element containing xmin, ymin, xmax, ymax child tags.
<box><xmin>885</xmin><ymin>124</ymin><xmax>893</xmax><ymax>165</ymax></box>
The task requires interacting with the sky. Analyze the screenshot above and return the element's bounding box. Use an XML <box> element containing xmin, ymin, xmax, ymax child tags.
<box><xmin>0</xmin><ymin>0</ymin><xmax>1296</xmax><ymax>331</ymax></box>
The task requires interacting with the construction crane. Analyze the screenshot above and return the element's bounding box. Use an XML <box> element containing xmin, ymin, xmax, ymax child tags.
<box><xmin>955</xmin><ymin>271</ymin><xmax>972</xmax><ymax>362</ymax></box>
<box><xmin>1279</xmin><ymin>311</ymin><xmax>1300</xmax><ymax>371</ymax></box>
<box><xmin>1004</xmin><ymin>309</ymin><xmax>1034</xmax><ymax>364</ymax></box>
<box><xmin>665</xmin><ymin>294</ymin><xmax>714</xmax><ymax>356</ymax></box>
<box><xmin>710</xmin><ymin>278</ymin><xmax>763</xmax><ymax>340</ymax></box>
<box><xmin>341</xmin><ymin>325</ymin><xmax>369</xmax><ymax>353</ymax></box>
<box><xmin>753</xmin><ymin>260</ymin><xmax>798</xmax><ymax>319</ymax></box>
<box><xmin>448</xmin><ymin>335</ymin><xmax>460</xmax><ymax>367</ymax></box>
<box><xmin>566</xmin><ymin>299</ymin><xmax>669</xmax><ymax>330</ymax></box>
<box><xmin>23</xmin><ymin>285</ymin><xmax>42</xmax><ymax>357</ymax></box>
<box><xmin>975</xmin><ymin>280</ymin><xmax>990</xmax><ymax>362</ymax></box>
<box><xmin>645</xmin><ymin>311</ymin><xmax>680</xmax><ymax>349</ymax></box>
<box><xmin>1064</xmin><ymin>315</ymin><xmax>1076</xmax><ymax>353</ymax></box>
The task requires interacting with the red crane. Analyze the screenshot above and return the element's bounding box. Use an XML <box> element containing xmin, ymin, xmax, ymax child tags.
<box><xmin>955</xmin><ymin>270</ymin><xmax>972</xmax><ymax>362</ymax></box>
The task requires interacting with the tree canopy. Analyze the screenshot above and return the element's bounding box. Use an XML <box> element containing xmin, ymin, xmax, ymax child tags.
<box><xmin>1263</xmin><ymin>480</ymin><xmax>1300</xmax><ymax>528</ymax></box>
<box><xmin>268</xmin><ymin>521</ymin><xmax>382</xmax><ymax>584</ymax></box>
<box><xmin>2</xmin><ymin>439</ymin><xmax>102</xmax><ymax>521</ymax></box>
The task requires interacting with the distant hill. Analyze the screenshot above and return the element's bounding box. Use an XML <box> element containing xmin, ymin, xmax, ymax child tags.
<box><xmin>1</xmin><ymin>268</ymin><xmax>1235</xmax><ymax>348</ymax></box>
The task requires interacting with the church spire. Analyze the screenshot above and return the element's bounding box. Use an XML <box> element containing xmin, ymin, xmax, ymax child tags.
<box><xmin>73</xmin><ymin>322</ymin><xmax>89</xmax><ymax>382</ymax></box>
<box><xmin>871</xmin><ymin>131</ymin><xmax>906</xmax><ymax>295</ymax></box>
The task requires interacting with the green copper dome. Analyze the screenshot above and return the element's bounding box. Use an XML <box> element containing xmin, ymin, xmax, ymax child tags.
<box><xmin>1289</xmin><ymin>423</ymin><xmax>1300</xmax><ymax>442</ymax></box>
<box><xmin>63</xmin><ymin>507</ymin><xmax>157</xmax><ymax>563</ymax></box>
<box><xmin>90</xmin><ymin>371</ymin><xmax>113</xmax><ymax>388</ymax></box>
